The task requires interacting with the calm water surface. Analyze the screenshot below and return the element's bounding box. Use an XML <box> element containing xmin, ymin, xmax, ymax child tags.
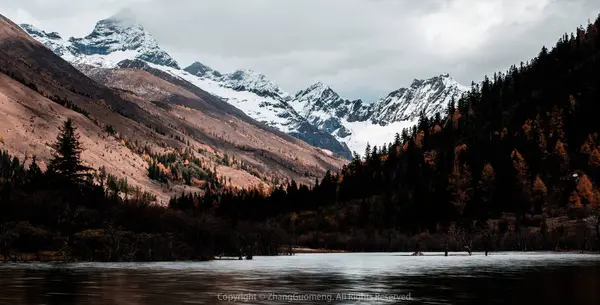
<box><xmin>0</xmin><ymin>252</ymin><xmax>599</xmax><ymax>304</ymax></box>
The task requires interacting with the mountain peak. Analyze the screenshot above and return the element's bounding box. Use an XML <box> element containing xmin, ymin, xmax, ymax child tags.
<box><xmin>64</xmin><ymin>11</ymin><xmax>179</xmax><ymax>69</ymax></box>
<box><xmin>410</xmin><ymin>78</ymin><xmax>424</xmax><ymax>88</ymax></box>
<box><xmin>20</xmin><ymin>23</ymin><xmax>73</xmax><ymax>57</ymax></box>
<box><xmin>221</xmin><ymin>69</ymin><xmax>290</xmax><ymax>100</ymax></box>
<box><xmin>230</xmin><ymin>69</ymin><xmax>262</xmax><ymax>79</ymax></box>
<box><xmin>184</xmin><ymin>61</ymin><xmax>222</xmax><ymax>78</ymax></box>
<box><xmin>292</xmin><ymin>82</ymin><xmax>353</xmax><ymax>120</ymax></box>
<box><xmin>409</xmin><ymin>73</ymin><xmax>460</xmax><ymax>89</ymax></box>
<box><xmin>20</xmin><ymin>24</ymin><xmax>63</xmax><ymax>40</ymax></box>
<box><xmin>371</xmin><ymin>73</ymin><xmax>468</xmax><ymax>124</ymax></box>
<box><xmin>308</xmin><ymin>81</ymin><xmax>330</xmax><ymax>91</ymax></box>
<box><xmin>297</xmin><ymin>81</ymin><xmax>336</xmax><ymax>99</ymax></box>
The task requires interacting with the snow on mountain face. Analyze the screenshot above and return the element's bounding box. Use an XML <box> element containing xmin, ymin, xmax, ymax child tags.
<box><xmin>291</xmin><ymin>82</ymin><xmax>366</xmax><ymax>143</ymax></box>
<box><xmin>293</xmin><ymin>82</ymin><xmax>371</xmax><ymax>124</ymax></box>
<box><xmin>185</xmin><ymin>64</ymin><xmax>291</xmax><ymax>101</ymax></box>
<box><xmin>19</xmin><ymin>24</ymin><xmax>74</xmax><ymax>59</ymax></box>
<box><xmin>155</xmin><ymin>64</ymin><xmax>300</xmax><ymax>133</ymax></box>
<box><xmin>69</xmin><ymin>15</ymin><xmax>179</xmax><ymax>68</ymax></box>
<box><xmin>20</xmin><ymin>12</ymin><xmax>178</xmax><ymax>69</ymax></box>
<box><xmin>290</xmin><ymin>74</ymin><xmax>468</xmax><ymax>154</ymax></box>
<box><xmin>19</xmin><ymin>18</ymin><xmax>352</xmax><ymax>159</ymax></box>
<box><xmin>221</xmin><ymin>69</ymin><xmax>292</xmax><ymax>101</ymax></box>
<box><xmin>148</xmin><ymin>63</ymin><xmax>351</xmax><ymax>158</ymax></box>
<box><xmin>370</xmin><ymin>73</ymin><xmax>469</xmax><ymax>125</ymax></box>
<box><xmin>20</xmin><ymin>13</ymin><xmax>467</xmax><ymax>159</ymax></box>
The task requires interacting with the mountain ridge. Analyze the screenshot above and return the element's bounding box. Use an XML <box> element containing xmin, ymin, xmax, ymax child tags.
<box><xmin>19</xmin><ymin>11</ymin><xmax>467</xmax><ymax>157</ymax></box>
<box><xmin>20</xmin><ymin>18</ymin><xmax>353</xmax><ymax>158</ymax></box>
<box><xmin>0</xmin><ymin>13</ymin><xmax>347</xmax><ymax>204</ymax></box>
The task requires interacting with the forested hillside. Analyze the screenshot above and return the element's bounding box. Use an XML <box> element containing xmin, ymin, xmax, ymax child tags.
<box><xmin>172</xmin><ymin>14</ymin><xmax>600</xmax><ymax>252</ymax></box>
<box><xmin>2</xmin><ymin>15</ymin><xmax>600</xmax><ymax>261</ymax></box>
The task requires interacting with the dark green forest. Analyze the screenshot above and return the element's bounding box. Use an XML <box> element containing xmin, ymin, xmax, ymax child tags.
<box><xmin>2</xmin><ymin>15</ymin><xmax>600</xmax><ymax>261</ymax></box>
<box><xmin>174</xmin><ymin>14</ymin><xmax>600</xmax><ymax>252</ymax></box>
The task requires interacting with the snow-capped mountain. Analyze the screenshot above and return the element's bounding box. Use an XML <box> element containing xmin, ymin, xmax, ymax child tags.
<box><xmin>20</xmin><ymin>10</ymin><xmax>178</xmax><ymax>69</ymax></box>
<box><xmin>20</xmin><ymin>11</ymin><xmax>467</xmax><ymax>158</ymax></box>
<box><xmin>293</xmin><ymin>82</ymin><xmax>370</xmax><ymax>121</ymax></box>
<box><xmin>19</xmin><ymin>24</ymin><xmax>72</xmax><ymax>57</ymax></box>
<box><xmin>291</xmin><ymin>82</ymin><xmax>367</xmax><ymax>140</ymax></box>
<box><xmin>19</xmin><ymin>13</ymin><xmax>352</xmax><ymax>158</ymax></box>
<box><xmin>369</xmin><ymin>74</ymin><xmax>468</xmax><ymax>125</ymax></box>
<box><xmin>152</xmin><ymin>62</ymin><xmax>352</xmax><ymax>157</ymax></box>
<box><xmin>290</xmin><ymin>74</ymin><xmax>468</xmax><ymax>154</ymax></box>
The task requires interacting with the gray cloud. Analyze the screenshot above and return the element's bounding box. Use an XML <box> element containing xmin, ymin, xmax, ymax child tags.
<box><xmin>2</xmin><ymin>0</ymin><xmax>599</xmax><ymax>101</ymax></box>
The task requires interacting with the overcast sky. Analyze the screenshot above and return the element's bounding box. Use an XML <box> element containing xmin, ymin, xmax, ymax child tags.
<box><xmin>2</xmin><ymin>0</ymin><xmax>600</xmax><ymax>100</ymax></box>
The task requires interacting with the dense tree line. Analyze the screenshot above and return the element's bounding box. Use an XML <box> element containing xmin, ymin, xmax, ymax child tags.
<box><xmin>3</xmin><ymin>15</ymin><xmax>600</xmax><ymax>259</ymax></box>
<box><xmin>170</xmin><ymin>15</ymin><xmax>600</xmax><ymax>252</ymax></box>
<box><xmin>0</xmin><ymin>120</ymin><xmax>261</xmax><ymax>262</ymax></box>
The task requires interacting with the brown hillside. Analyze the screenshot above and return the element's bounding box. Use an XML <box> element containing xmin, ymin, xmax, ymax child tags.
<box><xmin>0</xmin><ymin>14</ymin><xmax>346</xmax><ymax>203</ymax></box>
<box><xmin>82</xmin><ymin>66</ymin><xmax>346</xmax><ymax>181</ymax></box>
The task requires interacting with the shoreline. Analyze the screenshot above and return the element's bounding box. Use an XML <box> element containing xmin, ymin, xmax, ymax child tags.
<box><xmin>4</xmin><ymin>250</ymin><xmax>598</xmax><ymax>263</ymax></box>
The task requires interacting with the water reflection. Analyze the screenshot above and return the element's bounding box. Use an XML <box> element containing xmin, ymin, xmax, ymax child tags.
<box><xmin>0</xmin><ymin>253</ymin><xmax>599</xmax><ymax>304</ymax></box>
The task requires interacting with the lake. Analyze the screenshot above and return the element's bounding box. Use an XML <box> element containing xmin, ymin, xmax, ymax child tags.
<box><xmin>0</xmin><ymin>252</ymin><xmax>599</xmax><ymax>304</ymax></box>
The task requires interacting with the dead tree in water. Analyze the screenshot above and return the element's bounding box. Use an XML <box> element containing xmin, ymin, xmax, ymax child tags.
<box><xmin>237</xmin><ymin>233</ymin><xmax>249</xmax><ymax>259</ymax></box>
<box><xmin>411</xmin><ymin>242</ymin><xmax>423</xmax><ymax>256</ymax></box>
<box><xmin>444</xmin><ymin>241</ymin><xmax>448</xmax><ymax>257</ymax></box>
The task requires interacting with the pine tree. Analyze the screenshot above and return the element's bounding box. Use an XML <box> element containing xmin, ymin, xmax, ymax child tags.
<box><xmin>553</xmin><ymin>140</ymin><xmax>569</xmax><ymax>173</ymax></box>
<box><xmin>448</xmin><ymin>160</ymin><xmax>472</xmax><ymax>217</ymax></box>
<box><xmin>48</xmin><ymin>119</ymin><xmax>91</xmax><ymax>184</ymax></box>
<box><xmin>532</xmin><ymin>176</ymin><xmax>548</xmax><ymax>213</ymax></box>
<box><xmin>478</xmin><ymin>163</ymin><xmax>495</xmax><ymax>217</ymax></box>
<box><xmin>511</xmin><ymin>149</ymin><xmax>532</xmax><ymax>213</ymax></box>
<box><xmin>576</xmin><ymin>174</ymin><xmax>597</xmax><ymax>207</ymax></box>
<box><xmin>447</xmin><ymin>97</ymin><xmax>456</xmax><ymax>116</ymax></box>
<box><xmin>569</xmin><ymin>191</ymin><xmax>582</xmax><ymax>208</ymax></box>
<box><xmin>394</xmin><ymin>133</ymin><xmax>401</xmax><ymax>146</ymax></box>
<box><xmin>27</xmin><ymin>156</ymin><xmax>42</xmax><ymax>184</ymax></box>
<box><xmin>364</xmin><ymin>143</ymin><xmax>371</xmax><ymax>161</ymax></box>
<box><xmin>588</xmin><ymin>147</ymin><xmax>600</xmax><ymax>168</ymax></box>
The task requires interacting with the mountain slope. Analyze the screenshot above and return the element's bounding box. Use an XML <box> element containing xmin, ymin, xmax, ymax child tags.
<box><xmin>153</xmin><ymin>62</ymin><xmax>352</xmax><ymax>158</ymax></box>
<box><xmin>19</xmin><ymin>12</ymin><xmax>467</xmax><ymax>158</ymax></box>
<box><xmin>20</xmin><ymin>18</ymin><xmax>353</xmax><ymax>159</ymax></box>
<box><xmin>0</xmin><ymin>14</ymin><xmax>346</xmax><ymax>203</ymax></box>
<box><xmin>0</xmin><ymin>14</ymin><xmax>178</xmax><ymax>201</ymax></box>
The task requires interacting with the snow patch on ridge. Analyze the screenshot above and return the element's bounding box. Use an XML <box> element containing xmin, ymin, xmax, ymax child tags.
<box><xmin>147</xmin><ymin>63</ymin><xmax>302</xmax><ymax>134</ymax></box>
